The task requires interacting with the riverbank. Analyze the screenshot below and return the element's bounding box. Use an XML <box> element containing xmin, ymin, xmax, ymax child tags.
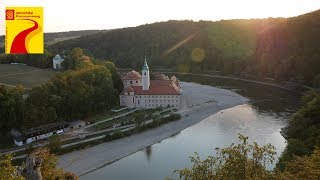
<box><xmin>58</xmin><ymin>82</ymin><xmax>248</xmax><ymax>176</ymax></box>
<box><xmin>167</xmin><ymin>72</ymin><xmax>317</xmax><ymax>93</ymax></box>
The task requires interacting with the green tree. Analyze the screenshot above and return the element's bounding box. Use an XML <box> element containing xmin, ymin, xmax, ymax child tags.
<box><xmin>101</xmin><ymin>61</ymin><xmax>123</xmax><ymax>93</ymax></box>
<box><xmin>175</xmin><ymin>134</ymin><xmax>276</xmax><ymax>180</ymax></box>
<box><xmin>62</xmin><ymin>47</ymin><xmax>85</xmax><ymax>69</ymax></box>
<box><xmin>278</xmin><ymin>148</ymin><xmax>320</xmax><ymax>179</ymax></box>
<box><xmin>277</xmin><ymin>91</ymin><xmax>320</xmax><ymax>169</ymax></box>
<box><xmin>31</xmin><ymin>148</ymin><xmax>78</xmax><ymax>180</ymax></box>
<box><xmin>0</xmin><ymin>154</ymin><xmax>23</xmax><ymax>180</ymax></box>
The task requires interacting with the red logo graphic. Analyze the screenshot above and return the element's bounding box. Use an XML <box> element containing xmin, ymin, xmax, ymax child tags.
<box><xmin>10</xmin><ymin>19</ymin><xmax>39</xmax><ymax>54</ymax></box>
<box><xmin>6</xmin><ymin>10</ymin><xmax>15</xmax><ymax>20</ymax></box>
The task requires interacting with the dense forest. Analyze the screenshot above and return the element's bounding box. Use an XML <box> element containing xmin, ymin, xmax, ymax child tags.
<box><xmin>49</xmin><ymin>10</ymin><xmax>320</xmax><ymax>87</ymax></box>
<box><xmin>0</xmin><ymin>48</ymin><xmax>123</xmax><ymax>143</ymax></box>
<box><xmin>277</xmin><ymin>91</ymin><xmax>320</xmax><ymax>170</ymax></box>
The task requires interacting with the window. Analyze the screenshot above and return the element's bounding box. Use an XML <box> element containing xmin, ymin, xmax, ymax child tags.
<box><xmin>144</xmin><ymin>73</ymin><xmax>146</xmax><ymax>75</ymax></box>
<box><xmin>136</xmin><ymin>80</ymin><xmax>138</xmax><ymax>83</ymax></box>
<box><xmin>138</xmin><ymin>100</ymin><xmax>140</xmax><ymax>105</ymax></box>
<box><xmin>133</xmin><ymin>97</ymin><xmax>135</xmax><ymax>103</ymax></box>
<box><xmin>130</xmin><ymin>81</ymin><xmax>133</xmax><ymax>84</ymax></box>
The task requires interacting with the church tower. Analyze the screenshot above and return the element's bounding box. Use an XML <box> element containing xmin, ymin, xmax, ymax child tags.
<box><xmin>142</xmin><ymin>57</ymin><xmax>150</xmax><ymax>90</ymax></box>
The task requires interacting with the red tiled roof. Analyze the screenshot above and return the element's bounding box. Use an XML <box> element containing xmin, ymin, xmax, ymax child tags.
<box><xmin>122</xmin><ymin>70</ymin><xmax>141</xmax><ymax>80</ymax></box>
<box><xmin>125</xmin><ymin>86</ymin><xmax>135</xmax><ymax>92</ymax></box>
<box><xmin>130</xmin><ymin>80</ymin><xmax>180</xmax><ymax>95</ymax></box>
<box><xmin>153</xmin><ymin>72</ymin><xmax>169</xmax><ymax>80</ymax></box>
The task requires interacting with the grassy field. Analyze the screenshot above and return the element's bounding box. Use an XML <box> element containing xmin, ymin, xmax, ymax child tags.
<box><xmin>0</xmin><ymin>64</ymin><xmax>57</xmax><ymax>88</ymax></box>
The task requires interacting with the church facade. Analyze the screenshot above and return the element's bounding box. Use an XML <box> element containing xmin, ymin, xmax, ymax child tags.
<box><xmin>120</xmin><ymin>59</ymin><xmax>181</xmax><ymax>109</ymax></box>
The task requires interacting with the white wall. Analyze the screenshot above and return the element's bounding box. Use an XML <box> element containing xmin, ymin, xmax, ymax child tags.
<box><xmin>141</xmin><ymin>69</ymin><xmax>150</xmax><ymax>90</ymax></box>
<box><xmin>134</xmin><ymin>95</ymin><xmax>181</xmax><ymax>109</ymax></box>
<box><xmin>15</xmin><ymin>129</ymin><xmax>65</xmax><ymax>146</ymax></box>
<box><xmin>14</xmin><ymin>140</ymin><xmax>23</xmax><ymax>146</ymax></box>
<box><xmin>123</xmin><ymin>79</ymin><xmax>141</xmax><ymax>88</ymax></box>
<box><xmin>53</xmin><ymin>60</ymin><xmax>64</xmax><ymax>70</ymax></box>
<box><xmin>120</xmin><ymin>92</ymin><xmax>135</xmax><ymax>108</ymax></box>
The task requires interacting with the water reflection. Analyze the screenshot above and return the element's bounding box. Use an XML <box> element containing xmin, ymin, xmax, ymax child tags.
<box><xmin>144</xmin><ymin>146</ymin><xmax>152</xmax><ymax>162</ymax></box>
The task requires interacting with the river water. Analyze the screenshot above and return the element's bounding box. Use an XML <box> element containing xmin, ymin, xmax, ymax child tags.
<box><xmin>81</xmin><ymin>75</ymin><xmax>301</xmax><ymax>180</ymax></box>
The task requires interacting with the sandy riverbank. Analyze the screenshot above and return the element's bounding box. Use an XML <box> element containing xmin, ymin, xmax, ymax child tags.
<box><xmin>58</xmin><ymin>82</ymin><xmax>248</xmax><ymax>176</ymax></box>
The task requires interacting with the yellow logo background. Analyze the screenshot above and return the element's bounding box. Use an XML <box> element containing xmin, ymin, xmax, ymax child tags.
<box><xmin>6</xmin><ymin>7</ymin><xmax>43</xmax><ymax>54</ymax></box>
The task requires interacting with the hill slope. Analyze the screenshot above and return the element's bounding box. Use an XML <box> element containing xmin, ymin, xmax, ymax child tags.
<box><xmin>0</xmin><ymin>30</ymin><xmax>111</xmax><ymax>48</ymax></box>
<box><xmin>49</xmin><ymin>10</ymin><xmax>320</xmax><ymax>86</ymax></box>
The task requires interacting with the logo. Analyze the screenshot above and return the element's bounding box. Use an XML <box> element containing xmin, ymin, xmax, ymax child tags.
<box><xmin>6</xmin><ymin>10</ymin><xmax>15</xmax><ymax>20</ymax></box>
<box><xmin>6</xmin><ymin>7</ymin><xmax>43</xmax><ymax>54</ymax></box>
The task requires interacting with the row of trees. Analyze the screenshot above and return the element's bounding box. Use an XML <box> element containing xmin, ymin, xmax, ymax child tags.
<box><xmin>0</xmin><ymin>48</ymin><xmax>123</xmax><ymax>137</ymax></box>
<box><xmin>0</xmin><ymin>50</ymin><xmax>53</xmax><ymax>68</ymax></box>
<box><xmin>49</xmin><ymin>10</ymin><xmax>320</xmax><ymax>87</ymax></box>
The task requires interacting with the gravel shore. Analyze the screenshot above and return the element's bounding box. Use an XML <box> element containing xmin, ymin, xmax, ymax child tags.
<box><xmin>58</xmin><ymin>82</ymin><xmax>248</xmax><ymax>176</ymax></box>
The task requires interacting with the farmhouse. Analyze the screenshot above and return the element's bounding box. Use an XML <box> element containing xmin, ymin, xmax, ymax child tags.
<box><xmin>52</xmin><ymin>54</ymin><xmax>64</xmax><ymax>70</ymax></box>
<box><xmin>120</xmin><ymin>58</ymin><xmax>181</xmax><ymax>109</ymax></box>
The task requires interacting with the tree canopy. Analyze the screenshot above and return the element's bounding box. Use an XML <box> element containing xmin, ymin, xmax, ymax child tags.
<box><xmin>0</xmin><ymin>48</ymin><xmax>122</xmax><ymax>136</ymax></box>
<box><xmin>175</xmin><ymin>134</ymin><xmax>320</xmax><ymax>180</ymax></box>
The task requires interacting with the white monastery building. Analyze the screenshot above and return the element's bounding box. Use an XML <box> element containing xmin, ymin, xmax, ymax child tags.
<box><xmin>120</xmin><ymin>58</ymin><xmax>181</xmax><ymax>109</ymax></box>
<box><xmin>52</xmin><ymin>54</ymin><xmax>64</xmax><ymax>70</ymax></box>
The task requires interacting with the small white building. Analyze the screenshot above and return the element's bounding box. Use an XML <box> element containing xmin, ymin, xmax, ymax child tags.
<box><xmin>120</xmin><ymin>58</ymin><xmax>181</xmax><ymax>109</ymax></box>
<box><xmin>52</xmin><ymin>54</ymin><xmax>64</xmax><ymax>70</ymax></box>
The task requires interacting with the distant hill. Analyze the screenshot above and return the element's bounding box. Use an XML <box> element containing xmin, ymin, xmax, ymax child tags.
<box><xmin>0</xmin><ymin>29</ymin><xmax>111</xmax><ymax>48</ymax></box>
<box><xmin>48</xmin><ymin>10</ymin><xmax>320</xmax><ymax>87</ymax></box>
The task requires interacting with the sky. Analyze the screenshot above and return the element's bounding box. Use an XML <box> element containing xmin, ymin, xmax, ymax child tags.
<box><xmin>1</xmin><ymin>0</ymin><xmax>320</xmax><ymax>34</ymax></box>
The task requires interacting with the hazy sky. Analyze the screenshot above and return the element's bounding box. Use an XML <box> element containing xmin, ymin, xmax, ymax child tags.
<box><xmin>1</xmin><ymin>0</ymin><xmax>320</xmax><ymax>34</ymax></box>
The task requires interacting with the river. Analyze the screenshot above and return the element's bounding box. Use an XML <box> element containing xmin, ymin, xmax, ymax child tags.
<box><xmin>81</xmin><ymin>75</ymin><xmax>301</xmax><ymax>180</ymax></box>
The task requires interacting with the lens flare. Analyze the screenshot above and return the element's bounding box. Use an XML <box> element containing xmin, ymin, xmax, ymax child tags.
<box><xmin>191</xmin><ymin>48</ymin><xmax>205</xmax><ymax>62</ymax></box>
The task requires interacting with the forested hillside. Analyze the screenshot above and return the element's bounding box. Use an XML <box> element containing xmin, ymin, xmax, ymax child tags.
<box><xmin>277</xmin><ymin>91</ymin><xmax>320</xmax><ymax>170</ymax></box>
<box><xmin>49</xmin><ymin>10</ymin><xmax>320</xmax><ymax>87</ymax></box>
